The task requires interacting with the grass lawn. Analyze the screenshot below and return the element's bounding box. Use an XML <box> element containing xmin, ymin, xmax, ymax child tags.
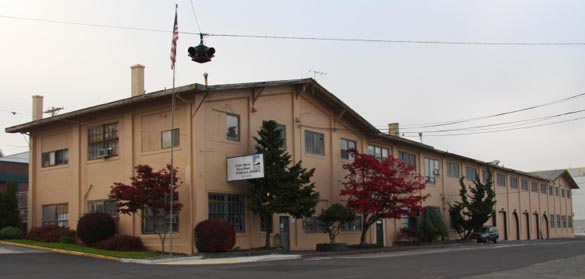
<box><xmin>6</xmin><ymin>239</ymin><xmax>158</xmax><ymax>259</ymax></box>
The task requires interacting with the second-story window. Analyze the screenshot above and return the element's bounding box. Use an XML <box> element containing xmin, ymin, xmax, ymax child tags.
<box><xmin>561</xmin><ymin>188</ymin><xmax>565</xmax><ymax>198</ymax></box>
<box><xmin>305</xmin><ymin>130</ymin><xmax>324</xmax><ymax>156</ymax></box>
<box><xmin>531</xmin><ymin>182</ymin><xmax>538</xmax><ymax>192</ymax></box>
<box><xmin>42</xmin><ymin>149</ymin><xmax>68</xmax><ymax>167</ymax></box>
<box><xmin>549</xmin><ymin>186</ymin><xmax>553</xmax><ymax>195</ymax></box>
<box><xmin>540</xmin><ymin>183</ymin><xmax>547</xmax><ymax>194</ymax></box>
<box><xmin>368</xmin><ymin>145</ymin><xmax>389</xmax><ymax>162</ymax></box>
<box><xmin>520</xmin><ymin>179</ymin><xmax>528</xmax><ymax>191</ymax></box>
<box><xmin>447</xmin><ymin>162</ymin><xmax>460</xmax><ymax>178</ymax></box>
<box><xmin>340</xmin><ymin>138</ymin><xmax>356</xmax><ymax>160</ymax></box>
<box><xmin>496</xmin><ymin>173</ymin><xmax>506</xmax><ymax>187</ymax></box>
<box><xmin>424</xmin><ymin>158</ymin><xmax>440</xmax><ymax>184</ymax></box>
<box><xmin>465</xmin><ymin>167</ymin><xmax>478</xmax><ymax>181</ymax></box>
<box><xmin>161</xmin><ymin>128</ymin><xmax>180</xmax><ymax>149</ymax></box>
<box><xmin>555</xmin><ymin>187</ymin><xmax>559</xmax><ymax>196</ymax></box>
<box><xmin>88</xmin><ymin>122</ymin><xmax>119</xmax><ymax>160</ymax></box>
<box><xmin>226</xmin><ymin>114</ymin><xmax>240</xmax><ymax>142</ymax></box>
<box><xmin>510</xmin><ymin>177</ymin><xmax>519</xmax><ymax>189</ymax></box>
<box><xmin>399</xmin><ymin>151</ymin><xmax>417</xmax><ymax>169</ymax></box>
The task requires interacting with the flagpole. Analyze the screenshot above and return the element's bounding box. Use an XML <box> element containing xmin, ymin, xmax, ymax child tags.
<box><xmin>169</xmin><ymin>3</ymin><xmax>178</xmax><ymax>257</ymax></box>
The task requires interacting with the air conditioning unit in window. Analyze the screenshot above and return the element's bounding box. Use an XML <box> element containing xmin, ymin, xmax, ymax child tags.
<box><xmin>433</xmin><ymin>169</ymin><xmax>441</xmax><ymax>176</ymax></box>
<box><xmin>97</xmin><ymin>148</ymin><xmax>113</xmax><ymax>158</ymax></box>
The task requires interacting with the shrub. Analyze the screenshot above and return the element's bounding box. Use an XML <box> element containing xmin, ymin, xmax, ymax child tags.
<box><xmin>0</xmin><ymin>226</ymin><xmax>24</xmax><ymax>240</ymax></box>
<box><xmin>26</xmin><ymin>225</ymin><xmax>76</xmax><ymax>243</ymax></box>
<box><xmin>94</xmin><ymin>235</ymin><xmax>144</xmax><ymax>251</ymax></box>
<box><xmin>76</xmin><ymin>212</ymin><xmax>116</xmax><ymax>245</ymax></box>
<box><xmin>419</xmin><ymin>206</ymin><xmax>448</xmax><ymax>242</ymax></box>
<box><xmin>194</xmin><ymin>219</ymin><xmax>235</xmax><ymax>252</ymax></box>
<box><xmin>59</xmin><ymin>235</ymin><xmax>76</xmax><ymax>244</ymax></box>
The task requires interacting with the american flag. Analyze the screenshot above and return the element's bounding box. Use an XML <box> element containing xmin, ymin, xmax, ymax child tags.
<box><xmin>170</xmin><ymin>7</ymin><xmax>178</xmax><ymax>70</ymax></box>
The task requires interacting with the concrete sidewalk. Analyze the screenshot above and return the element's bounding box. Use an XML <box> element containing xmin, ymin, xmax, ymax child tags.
<box><xmin>122</xmin><ymin>254</ymin><xmax>302</xmax><ymax>265</ymax></box>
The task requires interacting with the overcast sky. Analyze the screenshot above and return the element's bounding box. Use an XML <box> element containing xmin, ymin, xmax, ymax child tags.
<box><xmin>1</xmin><ymin>1</ymin><xmax>584</xmax><ymax>215</ymax></box>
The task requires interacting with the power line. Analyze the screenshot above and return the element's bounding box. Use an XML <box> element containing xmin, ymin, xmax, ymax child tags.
<box><xmin>390</xmin><ymin>92</ymin><xmax>585</xmax><ymax>129</ymax></box>
<box><xmin>3</xmin><ymin>14</ymin><xmax>585</xmax><ymax>46</ymax></box>
<box><xmin>399</xmin><ymin>107</ymin><xmax>585</xmax><ymax>134</ymax></box>
<box><xmin>190</xmin><ymin>0</ymin><xmax>202</xmax><ymax>34</ymax></box>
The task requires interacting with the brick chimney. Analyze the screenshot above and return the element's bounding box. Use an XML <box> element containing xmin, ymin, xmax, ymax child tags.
<box><xmin>32</xmin><ymin>95</ymin><xmax>43</xmax><ymax>121</ymax></box>
<box><xmin>131</xmin><ymin>64</ymin><xmax>145</xmax><ymax>97</ymax></box>
<box><xmin>388</xmin><ymin>123</ymin><xmax>399</xmax><ymax>136</ymax></box>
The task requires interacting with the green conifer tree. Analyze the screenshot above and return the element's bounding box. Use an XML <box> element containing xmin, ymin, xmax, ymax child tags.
<box><xmin>0</xmin><ymin>180</ymin><xmax>22</xmax><ymax>229</ymax></box>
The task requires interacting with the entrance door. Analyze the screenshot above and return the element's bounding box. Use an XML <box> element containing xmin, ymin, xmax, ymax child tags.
<box><xmin>534</xmin><ymin>213</ymin><xmax>540</xmax><ymax>239</ymax></box>
<box><xmin>524</xmin><ymin>213</ymin><xmax>530</xmax><ymax>240</ymax></box>
<box><xmin>279</xmin><ymin>216</ymin><xmax>290</xmax><ymax>250</ymax></box>
<box><xmin>512</xmin><ymin>212</ymin><xmax>520</xmax><ymax>240</ymax></box>
<box><xmin>543</xmin><ymin>215</ymin><xmax>549</xmax><ymax>239</ymax></box>
<box><xmin>375</xmin><ymin>219</ymin><xmax>384</xmax><ymax>245</ymax></box>
<box><xmin>499</xmin><ymin>211</ymin><xmax>508</xmax><ymax>240</ymax></box>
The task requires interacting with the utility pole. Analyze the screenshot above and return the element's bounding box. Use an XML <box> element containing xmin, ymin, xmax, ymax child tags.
<box><xmin>44</xmin><ymin>107</ymin><xmax>63</xmax><ymax>117</ymax></box>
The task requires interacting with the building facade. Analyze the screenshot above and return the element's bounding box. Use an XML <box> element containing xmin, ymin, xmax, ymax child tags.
<box><xmin>6</xmin><ymin>66</ymin><xmax>578</xmax><ymax>254</ymax></box>
<box><xmin>0</xmin><ymin>151</ymin><xmax>29</xmax><ymax>231</ymax></box>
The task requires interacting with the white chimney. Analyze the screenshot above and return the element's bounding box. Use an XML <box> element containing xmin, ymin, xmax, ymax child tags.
<box><xmin>32</xmin><ymin>95</ymin><xmax>43</xmax><ymax>121</ymax></box>
<box><xmin>388</xmin><ymin>123</ymin><xmax>399</xmax><ymax>136</ymax></box>
<box><xmin>131</xmin><ymin>64</ymin><xmax>145</xmax><ymax>97</ymax></box>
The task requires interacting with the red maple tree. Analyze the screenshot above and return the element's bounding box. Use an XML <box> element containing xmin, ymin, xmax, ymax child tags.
<box><xmin>109</xmin><ymin>164</ymin><xmax>182</xmax><ymax>254</ymax></box>
<box><xmin>341</xmin><ymin>149</ymin><xmax>428</xmax><ymax>245</ymax></box>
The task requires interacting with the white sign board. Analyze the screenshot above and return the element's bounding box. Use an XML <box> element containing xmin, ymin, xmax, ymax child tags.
<box><xmin>227</xmin><ymin>154</ymin><xmax>264</xmax><ymax>181</ymax></box>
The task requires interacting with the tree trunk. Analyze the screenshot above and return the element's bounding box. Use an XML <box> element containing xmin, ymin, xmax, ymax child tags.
<box><xmin>360</xmin><ymin>228</ymin><xmax>368</xmax><ymax>246</ymax></box>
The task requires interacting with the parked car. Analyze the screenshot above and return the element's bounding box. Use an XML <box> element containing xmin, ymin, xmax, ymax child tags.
<box><xmin>471</xmin><ymin>226</ymin><xmax>499</xmax><ymax>243</ymax></box>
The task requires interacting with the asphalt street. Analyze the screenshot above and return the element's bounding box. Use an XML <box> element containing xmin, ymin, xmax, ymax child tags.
<box><xmin>1</xmin><ymin>239</ymin><xmax>585</xmax><ymax>279</ymax></box>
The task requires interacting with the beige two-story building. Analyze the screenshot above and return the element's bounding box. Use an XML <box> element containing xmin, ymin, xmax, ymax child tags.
<box><xmin>6</xmin><ymin>65</ymin><xmax>578</xmax><ymax>254</ymax></box>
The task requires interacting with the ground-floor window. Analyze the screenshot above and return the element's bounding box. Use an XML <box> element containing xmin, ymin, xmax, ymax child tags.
<box><xmin>141</xmin><ymin>207</ymin><xmax>178</xmax><ymax>234</ymax></box>
<box><xmin>303</xmin><ymin>216</ymin><xmax>326</xmax><ymax>233</ymax></box>
<box><xmin>551</xmin><ymin>215</ymin><xmax>555</xmax><ymax>228</ymax></box>
<box><xmin>88</xmin><ymin>200</ymin><xmax>119</xmax><ymax>223</ymax></box>
<box><xmin>208</xmin><ymin>193</ymin><xmax>245</xmax><ymax>233</ymax></box>
<box><xmin>42</xmin><ymin>204</ymin><xmax>68</xmax><ymax>227</ymax></box>
<box><xmin>341</xmin><ymin>216</ymin><xmax>362</xmax><ymax>232</ymax></box>
<box><xmin>260</xmin><ymin>215</ymin><xmax>272</xmax><ymax>233</ymax></box>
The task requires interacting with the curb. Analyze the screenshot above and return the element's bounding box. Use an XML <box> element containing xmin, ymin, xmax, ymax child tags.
<box><xmin>0</xmin><ymin>240</ymin><xmax>121</xmax><ymax>262</ymax></box>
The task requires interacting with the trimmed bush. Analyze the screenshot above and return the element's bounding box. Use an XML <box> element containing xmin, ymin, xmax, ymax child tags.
<box><xmin>59</xmin><ymin>235</ymin><xmax>76</xmax><ymax>244</ymax></box>
<box><xmin>194</xmin><ymin>219</ymin><xmax>235</xmax><ymax>252</ymax></box>
<box><xmin>76</xmin><ymin>212</ymin><xmax>116</xmax><ymax>245</ymax></box>
<box><xmin>26</xmin><ymin>225</ymin><xmax>76</xmax><ymax>243</ymax></box>
<box><xmin>0</xmin><ymin>226</ymin><xmax>24</xmax><ymax>240</ymax></box>
<box><xmin>94</xmin><ymin>235</ymin><xmax>144</xmax><ymax>251</ymax></box>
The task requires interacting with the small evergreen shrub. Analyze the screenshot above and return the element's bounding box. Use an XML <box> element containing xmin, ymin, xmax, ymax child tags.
<box><xmin>419</xmin><ymin>206</ymin><xmax>448</xmax><ymax>242</ymax></box>
<box><xmin>0</xmin><ymin>226</ymin><xmax>24</xmax><ymax>240</ymax></box>
<box><xmin>76</xmin><ymin>212</ymin><xmax>116</xmax><ymax>245</ymax></box>
<box><xmin>93</xmin><ymin>235</ymin><xmax>144</xmax><ymax>251</ymax></box>
<box><xmin>194</xmin><ymin>219</ymin><xmax>235</xmax><ymax>252</ymax></box>
<box><xmin>59</xmin><ymin>235</ymin><xmax>76</xmax><ymax>244</ymax></box>
<box><xmin>26</xmin><ymin>225</ymin><xmax>76</xmax><ymax>243</ymax></box>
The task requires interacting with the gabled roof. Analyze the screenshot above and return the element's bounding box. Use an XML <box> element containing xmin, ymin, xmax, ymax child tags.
<box><xmin>0</xmin><ymin>151</ymin><xmax>29</xmax><ymax>164</ymax></box>
<box><xmin>530</xmin><ymin>169</ymin><xmax>580</xmax><ymax>189</ymax></box>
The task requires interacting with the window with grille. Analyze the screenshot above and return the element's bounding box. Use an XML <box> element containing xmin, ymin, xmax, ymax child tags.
<box><xmin>341</xmin><ymin>216</ymin><xmax>362</xmax><ymax>232</ymax></box>
<box><xmin>510</xmin><ymin>177</ymin><xmax>519</xmax><ymax>189</ymax></box>
<box><xmin>466</xmin><ymin>167</ymin><xmax>479</xmax><ymax>182</ymax></box>
<box><xmin>520</xmin><ymin>179</ymin><xmax>529</xmax><ymax>190</ymax></box>
<box><xmin>42</xmin><ymin>149</ymin><xmax>68</xmax><ymax>167</ymax></box>
<box><xmin>340</xmin><ymin>138</ymin><xmax>356</xmax><ymax>160</ymax></box>
<box><xmin>88</xmin><ymin>200</ymin><xmax>119</xmax><ymax>224</ymax></box>
<box><xmin>424</xmin><ymin>158</ymin><xmax>440</xmax><ymax>184</ymax></box>
<box><xmin>399</xmin><ymin>151</ymin><xmax>417</xmax><ymax>169</ymax></box>
<box><xmin>226</xmin><ymin>114</ymin><xmax>240</xmax><ymax>141</ymax></box>
<box><xmin>549</xmin><ymin>186</ymin><xmax>553</xmax><ymax>195</ymax></box>
<box><xmin>208</xmin><ymin>193</ymin><xmax>245</xmax><ymax>233</ymax></box>
<box><xmin>88</xmin><ymin>123</ymin><xmax>119</xmax><ymax>160</ymax></box>
<box><xmin>561</xmin><ymin>188</ymin><xmax>565</xmax><ymax>198</ymax></box>
<box><xmin>303</xmin><ymin>216</ymin><xmax>326</xmax><ymax>233</ymax></box>
<box><xmin>531</xmin><ymin>182</ymin><xmax>538</xmax><ymax>192</ymax></box>
<box><xmin>305</xmin><ymin>130</ymin><xmax>325</xmax><ymax>156</ymax></box>
<box><xmin>260</xmin><ymin>215</ymin><xmax>272</xmax><ymax>233</ymax></box>
<box><xmin>551</xmin><ymin>215</ymin><xmax>555</xmax><ymax>228</ymax></box>
<box><xmin>496</xmin><ymin>173</ymin><xmax>506</xmax><ymax>186</ymax></box>
<box><xmin>42</xmin><ymin>204</ymin><xmax>68</xmax><ymax>227</ymax></box>
<box><xmin>555</xmin><ymin>187</ymin><xmax>559</xmax><ymax>196</ymax></box>
<box><xmin>161</xmin><ymin>129</ymin><xmax>180</xmax><ymax>149</ymax></box>
<box><xmin>557</xmin><ymin>215</ymin><xmax>561</xmax><ymax>228</ymax></box>
<box><xmin>540</xmin><ymin>183</ymin><xmax>547</xmax><ymax>194</ymax></box>
<box><xmin>142</xmin><ymin>207</ymin><xmax>179</xmax><ymax>234</ymax></box>
<box><xmin>368</xmin><ymin>145</ymin><xmax>389</xmax><ymax>162</ymax></box>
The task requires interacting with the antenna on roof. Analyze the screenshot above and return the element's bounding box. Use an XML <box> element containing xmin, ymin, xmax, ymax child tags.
<box><xmin>308</xmin><ymin>69</ymin><xmax>327</xmax><ymax>80</ymax></box>
<box><xmin>44</xmin><ymin>106</ymin><xmax>63</xmax><ymax>117</ymax></box>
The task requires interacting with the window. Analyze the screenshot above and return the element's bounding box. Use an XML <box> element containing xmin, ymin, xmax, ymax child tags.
<box><xmin>341</xmin><ymin>139</ymin><xmax>357</xmax><ymax>160</ymax></box>
<box><xmin>88</xmin><ymin>200</ymin><xmax>119</xmax><ymax>223</ymax></box>
<box><xmin>226</xmin><ymin>114</ymin><xmax>240</xmax><ymax>141</ymax></box>
<box><xmin>568</xmin><ymin>190</ymin><xmax>571</xmax><ymax>199</ymax></box>
<box><xmin>208</xmin><ymin>193</ymin><xmax>245</xmax><ymax>232</ymax></box>
<box><xmin>555</xmin><ymin>187</ymin><xmax>559</xmax><ymax>196</ymax></box>
<box><xmin>521</xmin><ymin>179</ymin><xmax>529</xmax><ymax>191</ymax></box>
<box><xmin>549</xmin><ymin>186</ymin><xmax>553</xmax><ymax>195</ymax></box>
<box><xmin>42</xmin><ymin>149</ymin><xmax>69</xmax><ymax>167</ymax></box>
<box><xmin>275</xmin><ymin>123</ymin><xmax>286</xmax><ymax>150</ymax></box>
<box><xmin>447</xmin><ymin>162</ymin><xmax>460</xmax><ymax>178</ymax></box>
<box><xmin>142</xmin><ymin>207</ymin><xmax>178</xmax><ymax>234</ymax></box>
<box><xmin>540</xmin><ymin>183</ymin><xmax>547</xmax><ymax>194</ymax></box>
<box><xmin>562</xmin><ymin>216</ymin><xmax>567</xmax><ymax>228</ymax></box>
<box><xmin>399</xmin><ymin>151</ymin><xmax>417</xmax><ymax>169</ymax></box>
<box><xmin>341</xmin><ymin>216</ymin><xmax>362</xmax><ymax>232</ymax></box>
<box><xmin>551</xmin><ymin>215</ymin><xmax>555</xmax><ymax>228</ymax></box>
<box><xmin>305</xmin><ymin>130</ymin><xmax>325</xmax><ymax>156</ymax></box>
<box><xmin>304</xmin><ymin>216</ymin><xmax>326</xmax><ymax>233</ymax></box>
<box><xmin>481</xmin><ymin>169</ymin><xmax>489</xmax><ymax>184</ymax></box>
<box><xmin>368</xmin><ymin>145</ymin><xmax>389</xmax><ymax>162</ymax></box>
<box><xmin>556</xmin><ymin>214</ymin><xmax>561</xmax><ymax>228</ymax></box>
<box><xmin>161</xmin><ymin>129</ymin><xmax>180</xmax><ymax>149</ymax></box>
<box><xmin>260</xmin><ymin>215</ymin><xmax>272</xmax><ymax>233</ymax></box>
<box><xmin>510</xmin><ymin>177</ymin><xmax>519</xmax><ymax>189</ymax></box>
<box><xmin>561</xmin><ymin>188</ymin><xmax>565</xmax><ymax>198</ymax></box>
<box><xmin>424</xmin><ymin>158</ymin><xmax>440</xmax><ymax>184</ymax></box>
<box><xmin>496</xmin><ymin>173</ymin><xmax>506</xmax><ymax>187</ymax></box>
<box><xmin>42</xmin><ymin>204</ymin><xmax>68</xmax><ymax>227</ymax></box>
<box><xmin>531</xmin><ymin>182</ymin><xmax>538</xmax><ymax>192</ymax></box>
<box><xmin>465</xmin><ymin>167</ymin><xmax>479</xmax><ymax>181</ymax></box>
<box><xmin>88</xmin><ymin>123</ymin><xmax>119</xmax><ymax>160</ymax></box>
<box><xmin>569</xmin><ymin>216</ymin><xmax>573</xmax><ymax>228</ymax></box>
